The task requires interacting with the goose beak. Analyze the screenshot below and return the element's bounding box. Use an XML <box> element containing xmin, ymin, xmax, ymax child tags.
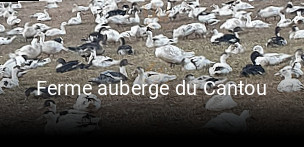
<box><xmin>274</xmin><ymin>72</ymin><xmax>280</xmax><ymax>76</ymax></box>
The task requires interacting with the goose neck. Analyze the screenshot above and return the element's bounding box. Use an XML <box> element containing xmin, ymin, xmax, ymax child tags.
<box><xmin>120</xmin><ymin>66</ymin><xmax>128</xmax><ymax>78</ymax></box>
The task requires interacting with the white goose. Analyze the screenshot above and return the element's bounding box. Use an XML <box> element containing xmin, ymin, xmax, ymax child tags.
<box><xmin>0</xmin><ymin>66</ymin><xmax>21</xmax><ymax>92</ymax></box>
<box><xmin>209</xmin><ymin>53</ymin><xmax>232</xmax><ymax>76</ymax></box>
<box><xmin>133</xmin><ymin>67</ymin><xmax>176</xmax><ymax>85</ymax></box>
<box><xmin>292</xmin><ymin>11</ymin><xmax>304</xmax><ymax>25</ymax></box>
<box><xmin>173</xmin><ymin>23</ymin><xmax>207</xmax><ymax>39</ymax></box>
<box><xmin>289</xmin><ymin>26</ymin><xmax>304</xmax><ymax>39</ymax></box>
<box><xmin>252</xmin><ymin>45</ymin><xmax>292</xmax><ymax>66</ymax></box>
<box><xmin>225</xmin><ymin>42</ymin><xmax>245</xmax><ymax>54</ymax></box>
<box><xmin>0</xmin><ymin>36</ymin><xmax>16</xmax><ymax>45</ymax></box>
<box><xmin>30</xmin><ymin>9</ymin><xmax>49</xmax><ymax>18</ymax></box>
<box><xmin>184</xmin><ymin>74</ymin><xmax>227</xmax><ymax>90</ymax></box>
<box><xmin>88</xmin><ymin>50</ymin><xmax>120</xmax><ymax>68</ymax></box>
<box><xmin>155</xmin><ymin>45</ymin><xmax>195</xmax><ymax>67</ymax></box>
<box><xmin>182</xmin><ymin>56</ymin><xmax>214</xmax><ymax>71</ymax></box>
<box><xmin>276</xmin><ymin>49</ymin><xmax>304</xmax><ymax>78</ymax></box>
<box><xmin>37</xmin><ymin>32</ymin><xmax>66</xmax><ymax>55</ymax></box>
<box><xmin>286</xmin><ymin>2</ymin><xmax>304</xmax><ymax>14</ymax></box>
<box><xmin>277</xmin><ymin>13</ymin><xmax>292</xmax><ymax>28</ymax></box>
<box><xmin>22</xmin><ymin>22</ymin><xmax>39</xmax><ymax>41</ymax></box>
<box><xmin>6</xmin><ymin>11</ymin><xmax>21</xmax><ymax>27</ymax></box>
<box><xmin>141</xmin><ymin>0</ymin><xmax>164</xmax><ymax>10</ymax></box>
<box><xmin>11</xmin><ymin>2</ymin><xmax>22</xmax><ymax>9</ymax></box>
<box><xmin>211</xmin><ymin>4</ymin><xmax>233</xmax><ymax>16</ymax></box>
<box><xmin>205</xmin><ymin>81</ymin><xmax>238</xmax><ymax>111</ymax></box>
<box><xmin>13</xmin><ymin>37</ymin><xmax>41</xmax><ymax>59</ymax></box>
<box><xmin>72</xmin><ymin>4</ymin><xmax>89</xmax><ymax>13</ymax></box>
<box><xmin>257</xmin><ymin>6</ymin><xmax>284</xmax><ymax>21</ymax></box>
<box><xmin>220</xmin><ymin>17</ymin><xmax>245</xmax><ymax>31</ymax></box>
<box><xmin>6</xmin><ymin>27</ymin><xmax>23</xmax><ymax>35</ymax></box>
<box><xmin>68</xmin><ymin>12</ymin><xmax>82</xmax><ymax>25</ymax></box>
<box><xmin>0</xmin><ymin>24</ymin><xmax>5</xmax><ymax>33</ymax></box>
<box><xmin>233</xmin><ymin>0</ymin><xmax>254</xmax><ymax>11</ymax></box>
<box><xmin>204</xmin><ymin>110</ymin><xmax>250</xmax><ymax>134</ymax></box>
<box><xmin>45</xmin><ymin>22</ymin><xmax>67</xmax><ymax>37</ymax></box>
<box><xmin>146</xmin><ymin>29</ymin><xmax>177</xmax><ymax>48</ymax></box>
<box><xmin>245</xmin><ymin>12</ymin><xmax>271</xmax><ymax>28</ymax></box>
<box><xmin>276</xmin><ymin>67</ymin><xmax>303</xmax><ymax>92</ymax></box>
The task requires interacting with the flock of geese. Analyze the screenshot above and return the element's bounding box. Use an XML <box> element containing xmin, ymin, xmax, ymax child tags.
<box><xmin>1</xmin><ymin>0</ymin><xmax>304</xmax><ymax>135</ymax></box>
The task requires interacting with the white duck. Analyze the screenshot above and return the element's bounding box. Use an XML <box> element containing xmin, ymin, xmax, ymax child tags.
<box><xmin>225</xmin><ymin>42</ymin><xmax>245</xmax><ymax>54</ymax></box>
<box><xmin>245</xmin><ymin>12</ymin><xmax>271</xmax><ymax>28</ymax></box>
<box><xmin>182</xmin><ymin>56</ymin><xmax>214</xmax><ymax>71</ymax></box>
<box><xmin>289</xmin><ymin>26</ymin><xmax>304</xmax><ymax>39</ymax></box>
<box><xmin>205</xmin><ymin>81</ymin><xmax>238</xmax><ymax>111</ymax></box>
<box><xmin>146</xmin><ymin>29</ymin><xmax>177</xmax><ymax>48</ymax></box>
<box><xmin>277</xmin><ymin>13</ymin><xmax>292</xmax><ymax>28</ymax></box>
<box><xmin>73</xmin><ymin>94</ymin><xmax>101</xmax><ymax>113</ymax></box>
<box><xmin>184</xmin><ymin>74</ymin><xmax>227</xmax><ymax>90</ymax></box>
<box><xmin>13</xmin><ymin>37</ymin><xmax>41</xmax><ymax>59</ymax></box>
<box><xmin>0</xmin><ymin>36</ymin><xmax>16</xmax><ymax>45</ymax></box>
<box><xmin>252</xmin><ymin>45</ymin><xmax>292</xmax><ymax>66</ymax></box>
<box><xmin>72</xmin><ymin>4</ymin><xmax>89</xmax><ymax>13</ymax></box>
<box><xmin>276</xmin><ymin>67</ymin><xmax>303</xmax><ymax>92</ymax></box>
<box><xmin>133</xmin><ymin>67</ymin><xmax>176</xmax><ymax>85</ymax></box>
<box><xmin>155</xmin><ymin>45</ymin><xmax>195</xmax><ymax>67</ymax></box>
<box><xmin>257</xmin><ymin>6</ymin><xmax>284</xmax><ymax>21</ymax></box>
<box><xmin>88</xmin><ymin>50</ymin><xmax>120</xmax><ymax>68</ymax></box>
<box><xmin>37</xmin><ymin>32</ymin><xmax>66</xmax><ymax>55</ymax></box>
<box><xmin>204</xmin><ymin>110</ymin><xmax>250</xmax><ymax>134</ymax></box>
<box><xmin>0</xmin><ymin>24</ymin><xmax>5</xmax><ymax>33</ymax></box>
<box><xmin>209</xmin><ymin>53</ymin><xmax>232</xmax><ymax>76</ymax></box>
<box><xmin>68</xmin><ymin>12</ymin><xmax>82</xmax><ymax>25</ymax></box>
<box><xmin>45</xmin><ymin>22</ymin><xmax>67</xmax><ymax>37</ymax></box>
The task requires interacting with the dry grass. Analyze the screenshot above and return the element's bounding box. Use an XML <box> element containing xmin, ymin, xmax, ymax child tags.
<box><xmin>0</xmin><ymin>0</ymin><xmax>304</xmax><ymax>136</ymax></box>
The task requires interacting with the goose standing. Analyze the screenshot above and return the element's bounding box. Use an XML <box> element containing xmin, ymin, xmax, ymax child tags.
<box><xmin>276</xmin><ymin>67</ymin><xmax>304</xmax><ymax>92</ymax></box>
<box><xmin>133</xmin><ymin>67</ymin><xmax>176</xmax><ymax>85</ymax></box>
<box><xmin>155</xmin><ymin>45</ymin><xmax>195</xmax><ymax>67</ymax></box>
<box><xmin>204</xmin><ymin>110</ymin><xmax>250</xmax><ymax>134</ymax></box>
<box><xmin>289</xmin><ymin>26</ymin><xmax>304</xmax><ymax>39</ymax></box>
<box><xmin>209</xmin><ymin>53</ymin><xmax>232</xmax><ymax>76</ymax></box>
<box><xmin>89</xmin><ymin>59</ymin><xmax>131</xmax><ymax>84</ymax></box>
<box><xmin>68</xmin><ymin>12</ymin><xmax>82</xmax><ymax>25</ymax></box>
<box><xmin>45</xmin><ymin>22</ymin><xmax>67</xmax><ymax>37</ymax></box>
<box><xmin>225</xmin><ymin>42</ymin><xmax>245</xmax><ymax>54</ymax></box>
<box><xmin>266</xmin><ymin>26</ymin><xmax>287</xmax><ymax>47</ymax></box>
<box><xmin>184</xmin><ymin>74</ymin><xmax>227</xmax><ymax>90</ymax></box>
<box><xmin>0</xmin><ymin>24</ymin><xmax>5</xmax><ymax>32</ymax></box>
<box><xmin>252</xmin><ymin>45</ymin><xmax>292</xmax><ymax>66</ymax></box>
<box><xmin>13</xmin><ymin>37</ymin><xmax>41</xmax><ymax>59</ymax></box>
<box><xmin>0</xmin><ymin>36</ymin><xmax>16</xmax><ymax>45</ymax></box>
<box><xmin>22</xmin><ymin>22</ymin><xmax>39</xmax><ymax>42</ymax></box>
<box><xmin>182</xmin><ymin>56</ymin><xmax>214</xmax><ymax>71</ymax></box>
<box><xmin>205</xmin><ymin>81</ymin><xmax>238</xmax><ymax>111</ymax></box>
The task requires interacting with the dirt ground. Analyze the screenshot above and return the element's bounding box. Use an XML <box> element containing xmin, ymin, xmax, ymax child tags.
<box><xmin>1</xmin><ymin>0</ymin><xmax>304</xmax><ymax>137</ymax></box>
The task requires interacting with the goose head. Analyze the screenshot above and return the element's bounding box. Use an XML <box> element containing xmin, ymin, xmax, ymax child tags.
<box><xmin>252</xmin><ymin>45</ymin><xmax>264</xmax><ymax>55</ymax></box>
<box><xmin>275</xmin><ymin>26</ymin><xmax>281</xmax><ymax>36</ymax></box>
<box><xmin>184</xmin><ymin>74</ymin><xmax>195</xmax><ymax>82</ymax></box>
<box><xmin>56</xmin><ymin>58</ymin><xmax>66</xmax><ymax>65</ymax></box>
<box><xmin>119</xmin><ymin>59</ymin><xmax>132</xmax><ymax>67</ymax></box>
<box><xmin>25</xmin><ymin>87</ymin><xmax>37</xmax><ymax>97</ymax></box>
<box><xmin>286</xmin><ymin>2</ymin><xmax>293</xmax><ymax>8</ymax></box>
<box><xmin>61</xmin><ymin>21</ymin><xmax>67</xmax><ymax>26</ymax></box>
<box><xmin>295</xmin><ymin>48</ymin><xmax>304</xmax><ymax>61</ymax></box>
<box><xmin>250</xmin><ymin>51</ymin><xmax>263</xmax><ymax>65</ymax></box>
<box><xmin>275</xmin><ymin>66</ymin><xmax>292</xmax><ymax>79</ymax></box>
<box><xmin>291</xmin><ymin>26</ymin><xmax>299</xmax><ymax>32</ymax></box>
